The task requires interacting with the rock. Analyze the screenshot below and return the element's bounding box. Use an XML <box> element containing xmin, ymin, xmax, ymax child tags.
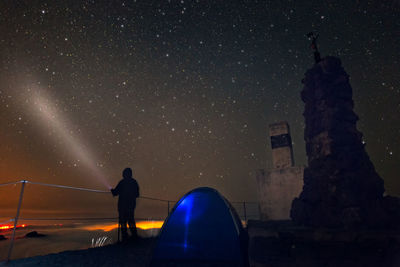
<box><xmin>25</xmin><ymin>231</ymin><xmax>46</xmax><ymax>238</ymax></box>
<box><xmin>291</xmin><ymin>56</ymin><xmax>400</xmax><ymax>229</ymax></box>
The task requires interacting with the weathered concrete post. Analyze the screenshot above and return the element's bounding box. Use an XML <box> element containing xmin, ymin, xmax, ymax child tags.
<box><xmin>270</xmin><ymin>122</ymin><xmax>295</xmax><ymax>169</ymax></box>
<box><xmin>256</xmin><ymin>122</ymin><xmax>304</xmax><ymax>220</ymax></box>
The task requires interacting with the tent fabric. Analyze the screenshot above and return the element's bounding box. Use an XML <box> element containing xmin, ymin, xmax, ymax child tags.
<box><xmin>151</xmin><ymin>187</ymin><xmax>248</xmax><ymax>266</ymax></box>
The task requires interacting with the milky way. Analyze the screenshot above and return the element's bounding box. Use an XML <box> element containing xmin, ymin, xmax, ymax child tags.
<box><xmin>0</xmin><ymin>1</ymin><xmax>399</xmax><ymax>216</ymax></box>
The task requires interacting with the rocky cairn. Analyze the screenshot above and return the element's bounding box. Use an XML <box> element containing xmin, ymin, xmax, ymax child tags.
<box><xmin>291</xmin><ymin>56</ymin><xmax>400</xmax><ymax>228</ymax></box>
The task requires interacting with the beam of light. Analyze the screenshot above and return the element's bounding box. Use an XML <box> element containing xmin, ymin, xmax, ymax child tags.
<box><xmin>28</xmin><ymin>88</ymin><xmax>111</xmax><ymax>189</ymax></box>
<box><xmin>83</xmin><ymin>220</ymin><xmax>164</xmax><ymax>232</ymax></box>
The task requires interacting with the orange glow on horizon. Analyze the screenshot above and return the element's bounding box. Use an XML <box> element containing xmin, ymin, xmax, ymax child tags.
<box><xmin>83</xmin><ymin>220</ymin><xmax>164</xmax><ymax>232</ymax></box>
<box><xmin>0</xmin><ymin>224</ymin><xmax>27</xmax><ymax>230</ymax></box>
<box><xmin>136</xmin><ymin>220</ymin><xmax>164</xmax><ymax>230</ymax></box>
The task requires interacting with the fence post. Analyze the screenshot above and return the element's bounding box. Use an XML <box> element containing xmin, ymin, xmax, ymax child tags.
<box><xmin>7</xmin><ymin>180</ymin><xmax>26</xmax><ymax>262</ymax></box>
<box><xmin>167</xmin><ymin>201</ymin><xmax>170</xmax><ymax>216</ymax></box>
<box><xmin>243</xmin><ymin>202</ymin><xmax>247</xmax><ymax>221</ymax></box>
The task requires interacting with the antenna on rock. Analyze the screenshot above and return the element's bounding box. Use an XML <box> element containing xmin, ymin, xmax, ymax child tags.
<box><xmin>306</xmin><ymin>32</ymin><xmax>321</xmax><ymax>63</ymax></box>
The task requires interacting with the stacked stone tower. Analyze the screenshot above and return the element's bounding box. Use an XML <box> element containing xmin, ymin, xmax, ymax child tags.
<box><xmin>290</xmin><ymin>56</ymin><xmax>390</xmax><ymax>228</ymax></box>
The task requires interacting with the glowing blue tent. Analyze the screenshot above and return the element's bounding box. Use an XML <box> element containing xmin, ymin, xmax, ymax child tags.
<box><xmin>151</xmin><ymin>187</ymin><xmax>248</xmax><ymax>266</ymax></box>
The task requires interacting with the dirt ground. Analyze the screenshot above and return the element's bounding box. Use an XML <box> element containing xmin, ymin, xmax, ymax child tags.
<box><xmin>2</xmin><ymin>237</ymin><xmax>155</xmax><ymax>267</ymax></box>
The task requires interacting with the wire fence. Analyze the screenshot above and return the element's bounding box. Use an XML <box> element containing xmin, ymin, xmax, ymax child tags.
<box><xmin>0</xmin><ymin>181</ymin><xmax>22</xmax><ymax>187</ymax></box>
<box><xmin>0</xmin><ymin>219</ymin><xmax>13</xmax><ymax>225</ymax></box>
<box><xmin>0</xmin><ymin>180</ymin><xmax>259</xmax><ymax>262</ymax></box>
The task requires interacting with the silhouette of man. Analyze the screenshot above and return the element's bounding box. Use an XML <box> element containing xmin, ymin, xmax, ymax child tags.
<box><xmin>111</xmin><ymin>168</ymin><xmax>140</xmax><ymax>242</ymax></box>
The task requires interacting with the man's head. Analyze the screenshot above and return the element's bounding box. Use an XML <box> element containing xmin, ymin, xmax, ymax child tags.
<box><xmin>122</xmin><ymin>168</ymin><xmax>133</xmax><ymax>179</ymax></box>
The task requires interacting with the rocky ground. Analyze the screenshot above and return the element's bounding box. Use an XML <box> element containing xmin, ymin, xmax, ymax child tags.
<box><xmin>1</xmin><ymin>237</ymin><xmax>155</xmax><ymax>267</ymax></box>
<box><xmin>248</xmin><ymin>220</ymin><xmax>400</xmax><ymax>267</ymax></box>
<box><xmin>3</xmin><ymin>220</ymin><xmax>400</xmax><ymax>267</ymax></box>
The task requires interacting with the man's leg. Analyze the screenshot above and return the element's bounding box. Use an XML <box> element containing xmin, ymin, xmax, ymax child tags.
<box><xmin>119</xmin><ymin>210</ymin><xmax>129</xmax><ymax>241</ymax></box>
<box><xmin>128</xmin><ymin>209</ymin><xmax>138</xmax><ymax>238</ymax></box>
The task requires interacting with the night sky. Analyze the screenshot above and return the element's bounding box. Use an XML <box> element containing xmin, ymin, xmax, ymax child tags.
<box><xmin>1</xmin><ymin>1</ymin><xmax>399</xmax><ymax>217</ymax></box>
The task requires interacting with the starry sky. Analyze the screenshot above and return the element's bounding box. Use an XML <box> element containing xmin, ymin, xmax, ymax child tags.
<box><xmin>0</xmin><ymin>0</ymin><xmax>399</xmax><ymax>218</ymax></box>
